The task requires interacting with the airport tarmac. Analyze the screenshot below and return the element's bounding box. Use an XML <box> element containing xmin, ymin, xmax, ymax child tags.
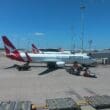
<box><xmin>0</xmin><ymin>56</ymin><xmax>110</xmax><ymax>105</ymax></box>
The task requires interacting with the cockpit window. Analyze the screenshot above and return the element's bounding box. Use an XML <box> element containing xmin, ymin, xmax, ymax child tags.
<box><xmin>87</xmin><ymin>53</ymin><xmax>95</xmax><ymax>58</ymax></box>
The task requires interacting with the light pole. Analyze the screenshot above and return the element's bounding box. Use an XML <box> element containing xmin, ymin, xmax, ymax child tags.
<box><xmin>80</xmin><ymin>0</ymin><xmax>85</xmax><ymax>52</ymax></box>
<box><xmin>88</xmin><ymin>40</ymin><xmax>93</xmax><ymax>52</ymax></box>
<box><xmin>70</xmin><ymin>25</ymin><xmax>76</xmax><ymax>52</ymax></box>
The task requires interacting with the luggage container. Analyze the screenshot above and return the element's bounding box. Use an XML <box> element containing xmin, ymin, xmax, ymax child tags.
<box><xmin>80</xmin><ymin>105</ymin><xmax>96</xmax><ymax>110</ymax></box>
<box><xmin>0</xmin><ymin>101</ymin><xmax>31</xmax><ymax>110</ymax></box>
<box><xmin>46</xmin><ymin>98</ymin><xmax>80</xmax><ymax>110</ymax></box>
<box><xmin>84</xmin><ymin>95</ymin><xmax>110</xmax><ymax>109</ymax></box>
<box><xmin>14</xmin><ymin>101</ymin><xmax>31</xmax><ymax>110</ymax></box>
<box><xmin>0</xmin><ymin>101</ymin><xmax>16</xmax><ymax>110</ymax></box>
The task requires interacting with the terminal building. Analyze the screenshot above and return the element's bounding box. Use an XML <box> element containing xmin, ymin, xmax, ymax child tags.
<box><xmin>89</xmin><ymin>49</ymin><xmax>110</xmax><ymax>64</ymax></box>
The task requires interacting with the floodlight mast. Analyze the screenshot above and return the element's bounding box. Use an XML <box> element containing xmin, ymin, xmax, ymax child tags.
<box><xmin>89</xmin><ymin>40</ymin><xmax>93</xmax><ymax>52</ymax></box>
<box><xmin>71</xmin><ymin>26</ymin><xmax>76</xmax><ymax>51</ymax></box>
<box><xmin>80</xmin><ymin>0</ymin><xmax>85</xmax><ymax>53</ymax></box>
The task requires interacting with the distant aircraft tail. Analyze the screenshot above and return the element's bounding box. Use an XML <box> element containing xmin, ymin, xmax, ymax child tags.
<box><xmin>32</xmin><ymin>43</ymin><xmax>41</xmax><ymax>54</ymax></box>
<box><xmin>2</xmin><ymin>36</ymin><xmax>19</xmax><ymax>55</ymax></box>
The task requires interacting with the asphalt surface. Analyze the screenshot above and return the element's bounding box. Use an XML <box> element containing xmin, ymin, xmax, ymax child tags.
<box><xmin>0</xmin><ymin>55</ymin><xmax>110</xmax><ymax>105</ymax></box>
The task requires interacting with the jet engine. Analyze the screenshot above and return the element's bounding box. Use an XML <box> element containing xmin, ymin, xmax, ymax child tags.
<box><xmin>56</xmin><ymin>61</ymin><xmax>65</xmax><ymax>67</ymax></box>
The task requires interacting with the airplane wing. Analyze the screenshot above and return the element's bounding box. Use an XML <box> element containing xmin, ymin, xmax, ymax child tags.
<box><xmin>42</xmin><ymin>58</ymin><xmax>65</xmax><ymax>68</ymax></box>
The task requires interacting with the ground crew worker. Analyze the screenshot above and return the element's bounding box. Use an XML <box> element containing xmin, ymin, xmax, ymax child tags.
<box><xmin>83</xmin><ymin>67</ymin><xmax>90</xmax><ymax>77</ymax></box>
<box><xmin>71</xmin><ymin>61</ymin><xmax>81</xmax><ymax>75</ymax></box>
<box><xmin>83</xmin><ymin>67</ymin><xmax>97</xmax><ymax>78</ymax></box>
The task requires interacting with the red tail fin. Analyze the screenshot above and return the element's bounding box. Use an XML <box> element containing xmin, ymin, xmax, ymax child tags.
<box><xmin>2</xmin><ymin>36</ymin><xmax>19</xmax><ymax>55</ymax></box>
<box><xmin>32</xmin><ymin>43</ymin><xmax>40</xmax><ymax>53</ymax></box>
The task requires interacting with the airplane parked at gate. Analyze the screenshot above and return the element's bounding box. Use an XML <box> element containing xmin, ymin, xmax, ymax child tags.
<box><xmin>32</xmin><ymin>43</ymin><xmax>71</xmax><ymax>54</ymax></box>
<box><xmin>2</xmin><ymin>36</ymin><xmax>96</xmax><ymax>70</ymax></box>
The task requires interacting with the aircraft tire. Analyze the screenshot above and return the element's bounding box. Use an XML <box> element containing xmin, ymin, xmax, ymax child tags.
<box><xmin>47</xmin><ymin>63</ymin><xmax>56</xmax><ymax>69</ymax></box>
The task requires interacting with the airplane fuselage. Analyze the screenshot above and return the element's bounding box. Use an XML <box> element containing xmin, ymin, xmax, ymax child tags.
<box><xmin>16</xmin><ymin>52</ymin><xmax>96</xmax><ymax>65</ymax></box>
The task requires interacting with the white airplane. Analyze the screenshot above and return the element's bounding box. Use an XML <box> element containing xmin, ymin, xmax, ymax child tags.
<box><xmin>2</xmin><ymin>36</ymin><xmax>96</xmax><ymax>70</ymax></box>
<box><xmin>31</xmin><ymin>44</ymin><xmax>93</xmax><ymax>65</ymax></box>
<box><xmin>32</xmin><ymin>43</ymin><xmax>71</xmax><ymax>54</ymax></box>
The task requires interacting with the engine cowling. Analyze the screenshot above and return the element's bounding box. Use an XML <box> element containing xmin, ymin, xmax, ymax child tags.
<box><xmin>56</xmin><ymin>61</ymin><xmax>65</xmax><ymax>67</ymax></box>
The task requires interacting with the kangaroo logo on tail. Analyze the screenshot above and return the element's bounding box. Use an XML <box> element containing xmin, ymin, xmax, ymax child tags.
<box><xmin>2</xmin><ymin>36</ymin><xmax>18</xmax><ymax>55</ymax></box>
<box><xmin>2</xmin><ymin>36</ymin><xmax>25</xmax><ymax>62</ymax></box>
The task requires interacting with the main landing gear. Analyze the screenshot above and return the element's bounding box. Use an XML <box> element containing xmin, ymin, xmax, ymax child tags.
<box><xmin>47</xmin><ymin>62</ymin><xmax>57</xmax><ymax>69</ymax></box>
<box><xmin>15</xmin><ymin>61</ymin><xmax>31</xmax><ymax>71</ymax></box>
